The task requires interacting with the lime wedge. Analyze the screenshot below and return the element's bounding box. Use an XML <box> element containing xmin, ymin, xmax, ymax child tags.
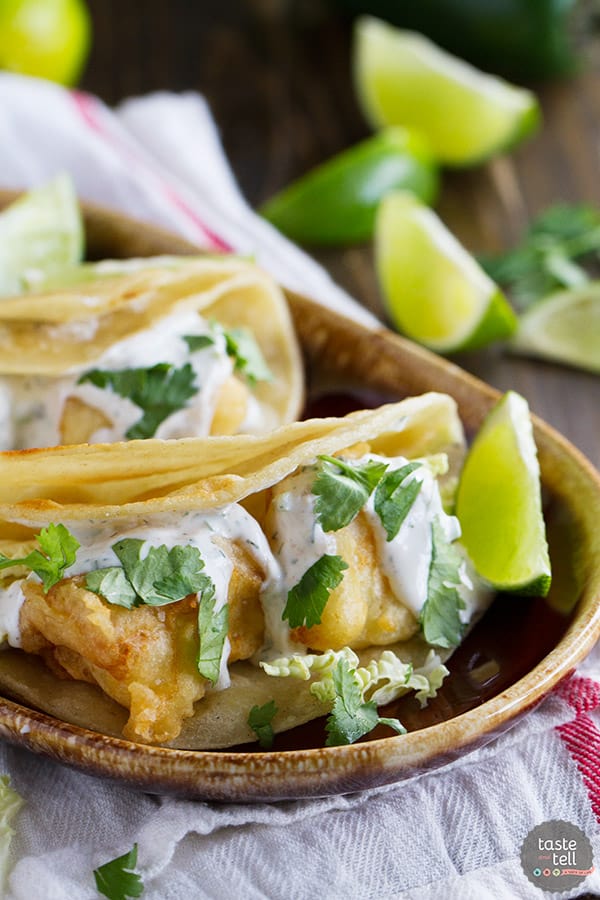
<box><xmin>261</xmin><ymin>128</ymin><xmax>438</xmax><ymax>245</ymax></box>
<box><xmin>456</xmin><ymin>391</ymin><xmax>551</xmax><ymax>596</ymax></box>
<box><xmin>511</xmin><ymin>283</ymin><xmax>600</xmax><ymax>374</ymax></box>
<box><xmin>0</xmin><ymin>174</ymin><xmax>84</xmax><ymax>297</ymax></box>
<box><xmin>0</xmin><ymin>0</ymin><xmax>91</xmax><ymax>86</ymax></box>
<box><xmin>353</xmin><ymin>17</ymin><xmax>540</xmax><ymax>166</ymax></box>
<box><xmin>375</xmin><ymin>191</ymin><xmax>517</xmax><ymax>352</ymax></box>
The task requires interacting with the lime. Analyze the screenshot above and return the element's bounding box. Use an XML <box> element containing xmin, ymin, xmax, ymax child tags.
<box><xmin>375</xmin><ymin>191</ymin><xmax>517</xmax><ymax>352</ymax></box>
<box><xmin>260</xmin><ymin>128</ymin><xmax>438</xmax><ymax>245</ymax></box>
<box><xmin>0</xmin><ymin>174</ymin><xmax>84</xmax><ymax>297</ymax></box>
<box><xmin>0</xmin><ymin>0</ymin><xmax>91</xmax><ymax>86</ymax></box>
<box><xmin>456</xmin><ymin>391</ymin><xmax>551</xmax><ymax>596</ymax></box>
<box><xmin>353</xmin><ymin>16</ymin><xmax>540</xmax><ymax>167</ymax></box>
<box><xmin>511</xmin><ymin>283</ymin><xmax>600</xmax><ymax>374</ymax></box>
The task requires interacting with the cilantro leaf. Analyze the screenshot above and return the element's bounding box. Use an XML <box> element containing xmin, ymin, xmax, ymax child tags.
<box><xmin>183</xmin><ymin>334</ymin><xmax>215</xmax><ymax>352</ymax></box>
<box><xmin>248</xmin><ymin>699</ymin><xmax>278</xmax><ymax>749</ymax></box>
<box><xmin>85</xmin><ymin>567</ymin><xmax>138</xmax><ymax>608</ymax></box>
<box><xmin>283</xmin><ymin>554</ymin><xmax>348</xmax><ymax>629</ymax></box>
<box><xmin>373</xmin><ymin>462</ymin><xmax>422</xmax><ymax>541</ymax></box>
<box><xmin>0</xmin><ymin>523</ymin><xmax>79</xmax><ymax>592</ymax></box>
<box><xmin>325</xmin><ymin>658</ymin><xmax>405</xmax><ymax>746</ymax></box>
<box><xmin>113</xmin><ymin>540</ymin><xmax>212</xmax><ymax>606</ymax></box>
<box><xmin>197</xmin><ymin>583</ymin><xmax>229</xmax><ymax>685</ymax></box>
<box><xmin>85</xmin><ymin>540</ymin><xmax>214</xmax><ymax>608</ymax></box>
<box><xmin>78</xmin><ymin>363</ymin><xmax>198</xmax><ymax>439</ymax></box>
<box><xmin>420</xmin><ymin>519</ymin><xmax>466</xmax><ymax>649</ymax></box>
<box><xmin>222</xmin><ymin>326</ymin><xmax>272</xmax><ymax>385</ymax></box>
<box><xmin>93</xmin><ymin>843</ymin><xmax>144</xmax><ymax>900</ymax></box>
<box><xmin>313</xmin><ymin>455</ymin><xmax>388</xmax><ymax>532</ymax></box>
<box><xmin>480</xmin><ymin>203</ymin><xmax>600</xmax><ymax>310</ymax></box>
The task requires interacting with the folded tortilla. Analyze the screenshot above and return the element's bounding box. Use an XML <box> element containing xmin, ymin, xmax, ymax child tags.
<box><xmin>0</xmin><ymin>393</ymin><xmax>483</xmax><ymax>749</ymax></box>
<box><xmin>0</xmin><ymin>257</ymin><xmax>303</xmax><ymax>447</ymax></box>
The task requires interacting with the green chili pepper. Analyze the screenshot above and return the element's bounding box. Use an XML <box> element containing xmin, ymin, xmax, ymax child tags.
<box><xmin>333</xmin><ymin>0</ymin><xmax>584</xmax><ymax>81</ymax></box>
<box><xmin>260</xmin><ymin>127</ymin><xmax>438</xmax><ymax>245</ymax></box>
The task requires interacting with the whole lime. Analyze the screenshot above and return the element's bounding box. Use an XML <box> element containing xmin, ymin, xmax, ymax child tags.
<box><xmin>0</xmin><ymin>0</ymin><xmax>91</xmax><ymax>86</ymax></box>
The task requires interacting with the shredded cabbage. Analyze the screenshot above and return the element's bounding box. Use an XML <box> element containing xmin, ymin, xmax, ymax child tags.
<box><xmin>260</xmin><ymin>647</ymin><xmax>449</xmax><ymax>709</ymax></box>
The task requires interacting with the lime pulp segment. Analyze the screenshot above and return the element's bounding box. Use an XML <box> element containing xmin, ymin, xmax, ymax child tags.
<box><xmin>511</xmin><ymin>284</ymin><xmax>600</xmax><ymax>374</ymax></box>
<box><xmin>354</xmin><ymin>17</ymin><xmax>540</xmax><ymax>166</ymax></box>
<box><xmin>0</xmin><ymin>174</ymin><xmax>84</xmax><ymax>297</ymax></box>
<box><xmin>375</xmin><ymin>191</ymin><xmax>517</xmax><ymax>352</ymax></box>
<box><xmin>456</xmin><ymin>391</ymin><xmax>551</xmax><ymax>596</ymax></box>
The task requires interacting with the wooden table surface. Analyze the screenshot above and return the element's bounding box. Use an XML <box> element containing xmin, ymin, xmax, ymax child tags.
<box><xmin>81</xmin><ymin>0</ymin><xmax>600</xmax><ymax>468</ymax></box>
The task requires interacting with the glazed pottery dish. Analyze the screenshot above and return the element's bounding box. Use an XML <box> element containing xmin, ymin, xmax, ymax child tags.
<box><xmin>0</xmin><ymin>191</ymin><xmax>597</xmax><ymax>801</ymax></box>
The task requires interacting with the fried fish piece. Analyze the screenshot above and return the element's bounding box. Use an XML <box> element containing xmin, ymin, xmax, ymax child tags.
<box><xmin>18</xmin><ymin>538</ymin><xmax>266</xmax><ymax>744</ymax></box>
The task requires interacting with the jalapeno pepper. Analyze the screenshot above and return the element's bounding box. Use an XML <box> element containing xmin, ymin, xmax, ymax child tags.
<box><xmin>334</xmin><ymin>0</ymin><xmax>584</xmax><ymax>80</ymax></box>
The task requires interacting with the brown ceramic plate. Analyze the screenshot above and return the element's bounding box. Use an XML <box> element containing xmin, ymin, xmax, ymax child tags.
<box><xmin>0</xmin><ymin>192</ymin><xmax>598</xmax><ymax>802</ymax></box>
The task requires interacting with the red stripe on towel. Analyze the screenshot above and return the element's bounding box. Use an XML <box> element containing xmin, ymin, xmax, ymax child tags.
<box><xmin>71</xmin><ymin>90</ymin><xmax>231</xmax><ymax>252</ymax></box>
<box><xmin>555</xmin><ymin>675</ymin><xmax>600</xmax><ymax>715</ymax></box>
<box><xmin>557</xmin><ymin>714</ymin><xmax>600</xmax><ymax>822</ymax></box>
<box><xmin>555</xmin><ymin>675</ymin><xmax>600</xmax><ymax>823</ymax></box>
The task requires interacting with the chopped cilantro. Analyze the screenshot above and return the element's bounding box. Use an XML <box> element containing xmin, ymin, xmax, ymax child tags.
<box><xmin>93</xmin><ymin>843</ymin><xmax>144</xmax><ymax>900</ymax></box>
<box><xmin>222</xmin><ymin>326</ymin><xmax>272</xmax><ymax>385</ymax></box>
<box><xmin>85</xmin><ymin>567</ymin><xmax>137</xmax><ymax>608</ymax></box>
<box><xmin>197</xmin><ymin>584</ymin><xmax>229</xmax><ymax>685</ymax></box>
<box><xmin>373</xmin><ymin>462</ymin><xmax>422</xmax><ymax>541</ymax></box>
<box><xmin>78</xmin><ymin>362</ymin><xmax>198</xmax><ymax>439</ymax></box>
<box><xmin>86</xmin><ymin>540</ymin><xmax>214</xmax><ymax>608</ymax></box>
<box><xmin>313</xmin><ymin>455</ymin><xmax>388</xmax><ymax>532</ymax></box>
<box><xmin>325</xmin><ymin>658</ymin><xmax>405</xmax><ymax>747</ymax></box>
<box><xmin>420</xmin><ymin>518</ymin><xmax>466</xmax><ymax>649</ymax></box>
<box><xmin>183</xmin><ymin>334</ymin><xmax>215</xmax><ymax>352</ymax></box>
<box><xmin>0</xmin><ymin>523</ymin><xmax>79</xmax><ymax>592</ymax></box>
<box><xmin>282</xmin><ymin>554</ymin><xmax>348</xmax><ymax>629</ymax></box>
<box><xmin>248</xmin><ymin>699</ymin><xmax>278</xmax><ymax>749</ymax></box>
<box><xmin>480</xmin><ymin>203</ymin><xmax>600</xmax><ymax>310</ymax></box>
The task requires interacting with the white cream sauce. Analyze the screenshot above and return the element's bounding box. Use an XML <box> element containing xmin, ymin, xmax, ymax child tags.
<box><xmin>260</xmin><ymin>467</ymin><xmax>337</xmax><ymax>658</ymax></box>
<box><xmin>0</xmin><ymin>310</ymin><xmax>266</xmax><ymax>449</ymax></box>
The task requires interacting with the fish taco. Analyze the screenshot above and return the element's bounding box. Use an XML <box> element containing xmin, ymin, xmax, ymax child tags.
<box><xmin>0</xmin><ymin>256</ymin><xmax>303</xmax><ymax>448</ymax></box>
<box><xmin>0</xmin><ymin>393</ymin><xmax>491</xmax><ymax>749</ymax></box>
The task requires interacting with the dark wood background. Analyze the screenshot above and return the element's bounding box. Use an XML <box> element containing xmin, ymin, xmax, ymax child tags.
<box><xmin>80</xmin><ymin>0</ymin><xmax>600</xmax><ymax>468</ymax></box>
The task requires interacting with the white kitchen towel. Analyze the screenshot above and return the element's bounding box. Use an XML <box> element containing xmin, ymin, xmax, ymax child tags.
<box><xmin>0</xmin><ymin>73</ymin><xmax>376</xmax><ymax>329</ymax></box>
<box><xmin>0</xmin><ymin>72</ymin><xmax>598</xmax><ymax>900</ymax></box>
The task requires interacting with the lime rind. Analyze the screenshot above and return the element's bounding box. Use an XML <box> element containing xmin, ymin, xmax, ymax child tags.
<box><xmin>354</xmin><ymin>16</ymin><xmax>541</xmax><ymax>167</ymax></box>
<box><xmin>260</xmin><ymin>128</ymin><xmax>439</xmax><ymax>245</ymax></box>
<box><xmin>511</xmin><ymin>283</ymin><xmax>600</xmax><ymax>374</ymax></box>
<box><xmin>375</xmin><ymin>190</ymin><xmax>517</xmax><ymax>353</ymax></box>
<box><xmin>456</xmin><ymin>391</ymin><xmax>551</xmax><ymax>596</ymax></box>
<box><xmin>0</xmin><ymin>174</ymin><xmax>84</xmax><ymax>297</ymax></box>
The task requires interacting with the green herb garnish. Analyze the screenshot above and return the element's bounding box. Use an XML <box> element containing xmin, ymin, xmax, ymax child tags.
<box><xmin>93</xmin><ymin>843</ymin><xmax>144</xmax><ymax>900</ymax></box>
<box><xmin>373</xmin><ymin>462</ymin><xmax>422</xmax><ymax>541</ymax></box>
<box><xmin>183</xmin><ymin>334</ymin><xmax>216</xmax><ymax>353</ymax></box>
<box><xmin>282</xmin><ymin>554</ymin><xmax>348</xmax><ymax>628</ymax></box>
<box><xmin>420</xmin><ymin>518</ymin><xmax>466</xmax><ymax>649</ymax></box>
<box><xmin>222</xmin><ymin>326</ymin><xmax>272</xmax><ymax>385</ymax></box>
<box><xmin>86</xmin><ymin>540</ymin><xmax>213</xmax><ymax>608</ymax></box>
<box><xmin>480</xmin><ymin>203</ymin><xmax>600</xmax><ymax>310</ymax></box>
<box><xmin>78</xmin><ymin>362</ymin><xmax>198</xmax><ymax>439</ymax></box>
<box><xmin>248</xmin><ymin>699</ymin><xmax>278</xmax><ymax>749</ymax></box>
<box><xmin>197</xmin><ymin>583</ymin><xmax>228</xmax><ymax>685</ymax></box>
<box><xmin>85</xmin><ymin>539</ymin><xmax>220</xmax><ymax>682</ymax></box>
<box><xmin>185</xmin><ymin>324</ymin><xmax>271</xmax><ymax>384</ymax></box>
<box><xmin>325</xmin><ymin>657</ymin><xmax>405</xmax><ymax>747</ymax></box>
<box><xmin>313</xmin><ymin>455</ymin><xmax>388</xmax><ymax>532</ymax></box>
<box><xmin>0</xmin><ymin>523</ymin><xmax>79</xmax><ymax>592</ymax></box>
